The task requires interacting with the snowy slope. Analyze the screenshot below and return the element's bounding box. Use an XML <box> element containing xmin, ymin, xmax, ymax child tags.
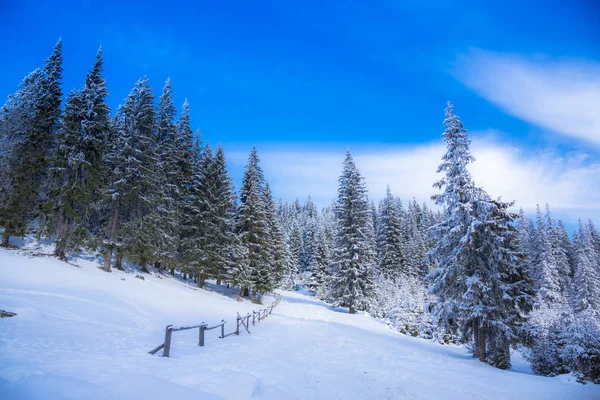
<box><xmin>0</xmin><ymin>248</ymin><xmax>598</xmax><ymax>400</ymax></box>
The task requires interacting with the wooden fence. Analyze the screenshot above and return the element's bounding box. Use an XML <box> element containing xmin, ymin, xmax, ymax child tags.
<box><xmin>149</xmin><ymin>293</ymin><xmax>282</xmax><ymax>358</ymax></box>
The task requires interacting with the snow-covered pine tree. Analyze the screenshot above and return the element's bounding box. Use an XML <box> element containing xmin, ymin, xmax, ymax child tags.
<box><xmin>264</xmin><ymin>182</ymin><xmax>289</xmax><ymax>288</ymax></box>
<box><xmin>167</xmin><ymin>102</ymin><xmax>194</xmax><ymax>275</ymax></box>
<box><xmin>484</xmin><ymin>200</ymin><xmax>534</xmax><ymax>369</ymax></box>
<box><xmin>561</xmin><ymin>313</ymin><xmax>600</xmax><ymax>384</ymax></box>
<box><xmin>532</xmin><ymin>205</ymin><xmax>564</xmax><ymax>308</ymax></box>
<box><xmin>0</xmin><ymin>39</ymin><xmax>63</xmax><ymax>246</ymax></box>
<box><xmin>237</xmin><ymin>147</ymin><xmax>271</xmax><ymax>302</ymax></box>
<box><xmin>47</xmin><ymin>47</ymin><xmax>110</xmax><ymax>260</ymax></box>
<box><xmin>376</xmin><ymin>186</ymin><xmax>406</xmax><ymax>281</ymax></box>
<box><xmin>152</xmin><ymin>79</ymin><xmax>179</xmax><ymax>273</ymax></box>
<box><xmin>428</xmin><ymin>102</ymin><xmax>533</xmax><ymax>367</ymax></box>
<box><xmin>406</xmin><ymin>216</ymin><xmax>429</xmax><ymax>279</ymax></box>
<box><xmin>328</xmin><ymin>150</ymin><xmax>376</xmax><ymax>314</ymax></box>
<box><xmin>300</xmin><ymin>217</ymin><xmax>317</xmax><ymax>274</ymax></box>
<box><xmin>188</xmin><ymin>143</ymin><xmax>214</xmax><ymax>286</ymax></box>
<box><xmin>427</xmin><ymin>102</ymin><xmax>479</xmax><ymax>342</ymax></box>
<box><xmin>102</xmin><ymin>77</ymin><xmax>158</xmax><ymax>272</ymax></box>
<box><xmin>288</xmin><ymin>222</ymin><xmax>303</xmax><ymax>281</ymax></box>
<box><xmin>180</xmin><ymin>135</ymin><xmax>204</xmax><ymax>280</ymax></box>
<box><xmin>308</xmin><ymin>223</ymin><xmax>333</xmax><ymax>299</ymax></box>
<box><xmin>205</xmin><ymin>145</ymin><xmax>238</xmax><ymax>285</ymax></box>
<box><xmin>544</xmin><ymin>205</ymin><xmax>573</xmax><ymax>301</ymax></box>
<box><xmin>572</xmin><ymin>220</ymin><xmax>600</xmax><ymax>320</ymax></box>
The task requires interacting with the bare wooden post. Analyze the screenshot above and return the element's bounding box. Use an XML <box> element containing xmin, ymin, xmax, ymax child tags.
<box><xmin>246</xmin><ymin>314</ymin><xmax>250</xmax><ymax>328</ymax></box>
<box><xmin>252</xmin><ymin>311</ymin><xmax>256</xmax><ymax>325</ymax></box>
<box><xmin>220</xmin><ymin>320</ymin><xmax>225</xmax><ymax>338</ymax></box>
<box><xmin>270</xmin><ymin>305</ymin><xmax>274</xmax><ymax>315</ymax></box>
<box><xmin>236</xmin><ymin>316</ymin><xmax>240</xmax><ymax>335</ymax></box>
<box><xmin>199</xmin><ymin>325</ymin><xmax>205</xmax><ymax>347</ymax></box>
<box><xmin>163</xmin><ymin>325</ymin><xmax>173</xmax><ymax>357</ymax></box>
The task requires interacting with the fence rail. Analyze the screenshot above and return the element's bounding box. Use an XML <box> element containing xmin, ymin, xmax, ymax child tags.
<box><xmin>149</xmin><ymin>293</ymin><xmax>282</xmax><ymax>358</ymax></box>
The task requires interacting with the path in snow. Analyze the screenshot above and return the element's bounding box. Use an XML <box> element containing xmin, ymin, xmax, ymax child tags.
<box><xmin>0</xmin><ymin>248</ymin><xmax>598</xmax><ymax>399</ymax></box>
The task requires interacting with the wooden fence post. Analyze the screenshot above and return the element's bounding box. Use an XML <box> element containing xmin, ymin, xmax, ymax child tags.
<box><xmin>252</xmin><ymin>310</ymin><xmax>256</xmax><ymax>326</ymax></box>
<box><xmin>246</xmin><ymin>314</ymin><xmax>250</xmax><ymax>329</ymax></box>
<box><xmin>220</xmin><ymin>320</ymin><xmax>225</xmax><ymax>338</ymax></box>
<box><xmin>236</xmin><ymin>316</ymin><xmax>240</xmax><ymax>335</ymax></box>
<box><xmin>163</xmin><ymin>325</ymin><xmax>173</xmax><ymax>357</ymax></box>
<box><xmin>199</xmin><ymin>325</ymin><xmax>206</xmax><ymax>347</ymax></box>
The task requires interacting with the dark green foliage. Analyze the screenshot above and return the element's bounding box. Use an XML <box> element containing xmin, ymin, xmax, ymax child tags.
<box><xmin>46</xmin><ymin>48</ymin><xmax>110</xmax><ymax>259</ymax></box>
<box><xmin>0</xmin><ymin>39</ymin><xmax>63</xmax><ymax>245</ymax></box>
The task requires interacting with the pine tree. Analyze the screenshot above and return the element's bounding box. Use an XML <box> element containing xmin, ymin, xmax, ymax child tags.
<box><xmin>328</xmin><ymin>150</ymin><xmax>376</xmax><ymax>314</ymax></box>
<box><xmin>237</xmin><ymin>147</ymin><xmax>271</xmax><ymax>301</ymax></box>
<box><xmin>376</xmin><ymin>186</ymin><xmax>406</xmax><ymax>280</ymax></box>
<box><xmin>428</xmin><ymin>102</ymin><xmax>533</xmax><ymax>367</ymax></box>
<box><xmin>300</xmin><ymin>217</ymin><xmax>317</xmax><ymax>273</ymax></box>
<box><xmin>102</xmin><ymin>77</ymin><xmax>158</xmax><ymax>272</ymax></box>
<box><xmin>572</xmin><ymin>221</ymin><xmax>600</xmax><ymax>319</ymax></box>
<box><xmin>47</xmin><ymin>47</ymin><xmax>109</xmax><ymax>260</ymax></box>
<box><xmin>170</xmin><ymin>101</ymin><xmax>194</xmax><ymax>275</ymax></box>
<box><xmin>532</xmin><ymin>205</ymin><xmax>564</xmax><ymax>307</ymax></box>
<box><xmin>308</xmin><ymin>224</ymin><xmax>332</xmax><ymax>299</ymax></box>
<box><xmin>152</xmin><ymin>79</ymin><xmax>179</xmax><ymax>272</ymax></box>
<box><xmin>0</xmin><ymin>39</ymin><xmax>63</xmax><ymax>246</ymax></box>
<box><xmin>545</xmin><ymin>205</ymin><xmax>573</xmax><ymax>301</ymax></box>
<box><xmin>265</xmin><ymin>182</ymin><xmax>289</xmax><ymax>288</ymax></box>
<box><xmin>181</xmin><ymin>136</ymin><xmax>204</xmax><ymax>280</ymax></box>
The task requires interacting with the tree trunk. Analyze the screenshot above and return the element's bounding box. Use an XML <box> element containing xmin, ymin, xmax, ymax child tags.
<box><xmin>216</xmin><ymin>278</ymin><xmax>222</xmax><ymax>285</ymax></box>
<box><xmin>170</xmin><ymin>267</ymin><xmax>175</xmax><ymax>276</ymax></box>
<box><xmin>36</xmin><ymin>214</ymin><xmax>46</xmax><ymax>241</ymax></box>
<box><xmin>349</xmin><ymin>304</ymin><xmax>355</xmax><ymax>314</ymax></box>
<box><xmin>473</xmin><ymin>321</ymin><xmax>480</xmax><ymax>358</ymax></box>
<box><xmin>140</xmin><ymin>263</ymin><xmax>149</xmax><ymax>273</ymax></box>
<box><xmin>197</xmin><ymin>273</ymin><xmax>205</xmax><ymax>288</ymax></box>
<box><xmin>183</xmin><ymin>272</ymin><xmax>187</xmax><ymax>280</ymax></box>
<box><xmin>103</xmin><ymin>251</ymin><xmax>112</xmax><ymax>273</ymax></box>
<box><xmin>54</xmin><ymin>215</ymin><xmax>68</xmax><ymax>261</ymax></box>
<box><xmin>103</xmin><ymin>196</ymin><xmax>120</xmax><ymax>272</ymax></box>
<box><xmin>154</xmin><ymin>260</ymin><xmax>162</xmax><ymax>273</ymax></box>
<box><xmin>478</xmin><ymin>323</ymin><xmax>487</xmax><ymax>362</ymax></box>
<box><xmin>242</xmin><ymin>287</ymin><xmax>249</xmax><ymax>297</ymax></box>
<box><xmin>115</xmin><ymin>253</ymin><xmax>124</xmax><ymax>270</ymax></box>
<box><xmin>1</xmin><ymin>234</ymin><xmax>9</xmax><ymax>247</ymax></box>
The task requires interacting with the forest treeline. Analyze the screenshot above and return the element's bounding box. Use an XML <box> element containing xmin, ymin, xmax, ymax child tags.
<box><xmin>0</xmin><ymin>40</ymin><xmax>598</xmax><ymax>383</ymax></box>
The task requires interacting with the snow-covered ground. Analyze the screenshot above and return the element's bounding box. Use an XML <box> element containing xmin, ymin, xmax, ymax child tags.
<box><xmin>0</xmin><ymin>248</ymin><xmax>598</xmax><ymax>400</ymax></box>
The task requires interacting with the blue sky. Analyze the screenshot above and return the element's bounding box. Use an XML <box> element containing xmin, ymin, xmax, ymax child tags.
<box><xmin>1</xmin><ymin>0</ymin><xmax>599</xmax><ymax>227</ymax></box>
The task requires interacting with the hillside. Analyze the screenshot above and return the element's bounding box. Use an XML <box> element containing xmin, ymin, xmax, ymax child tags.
<box><xmin>0</xmin><ymin>248</ymin><xmax>598</xmax><ymax>400</ymax></box>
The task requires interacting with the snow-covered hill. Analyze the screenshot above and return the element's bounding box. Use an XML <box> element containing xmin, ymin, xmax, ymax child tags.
<box><xmin>0</xmin><ymin>248</ymin><xmax>598</xmax><ymax>400</ymax></box>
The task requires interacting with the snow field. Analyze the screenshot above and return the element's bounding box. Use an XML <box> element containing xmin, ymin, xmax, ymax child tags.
<box><xmin>0</xmin><ymin>248</ymin><xmax>598</xmax><ymax>399</ymax></box>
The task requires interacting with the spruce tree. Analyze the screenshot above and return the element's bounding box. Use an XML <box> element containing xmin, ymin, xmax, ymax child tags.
<box><xmin>428</xmin><ymin>102</ymin><xmax>533</xmax><ymax>367</ymax></box>
<box><xmin>170</xmin><ymin>101</ymin><xmax>194</xmax><ymax>275</ymax></box>
<box><xmin>328</xmin><ymin>150</ymin><xmax>376</xmax><ymax>314</ymax></box>
<box><xmin>152</xmin><ymin>79</ymin><xmax>179</xmax><ymax>272</ymax></box>
<box><xmin>47</xmin><ymin>47</ymin><xmax>109</xmax><ymax>260</ymax></box>
<box><xmin>181</xmin><ymin>136</ymin><xmax>204</xmax><ymax>280</ymax></box>
<box><xmin>237</xmin><ymin>147</ymin><xmax>271</xmax><ymax>301</ymax></box>
<box><xmin>376</xmin><ymin>186</ymin><xmax>406</xmax><ymax>280</ymax></box>
<box><xmin>102</xmin><ymin>77</ymin><xmax>158</xmax><ymax>272</ymax></box>
<box><xmin>265</xmin><ymin>182</ymin><xmax>288</xmax><ymax>288</ymax></box>
<box><xmin>532</xmin><ymin>205</ymin><xmax>564</xmax><ymax>307</ymax></box>
<box><xmin>572</xmin><ymin>220</ymin><xmax>600</xmax><ymax>319</ymax></box>
<box><xmin>0</xmin><ymin>39</ymin><xmax>63</xmax><ymax>246</ymax></box>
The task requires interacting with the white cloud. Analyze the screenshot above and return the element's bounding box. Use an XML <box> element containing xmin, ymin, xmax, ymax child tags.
<box><xmin>227</xmin><ymin>140</ymin><xmax>600</xmax><ymax>224</ymax></box>
<box><xmin>453</xmin><ymin>49</ymin><xmax>600</xmax><ymax>145</ymax></box>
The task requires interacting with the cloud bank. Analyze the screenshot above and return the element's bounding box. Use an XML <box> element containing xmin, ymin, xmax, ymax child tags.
<box><xmin>228</xmin><ymin>140</ymin><xmax>600</xmax><ymax>225</ymax></box>
<box><xmin>453</xmin><ymin>49</ymin><xmax>600</xmax><ymax>146</ymax></box>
